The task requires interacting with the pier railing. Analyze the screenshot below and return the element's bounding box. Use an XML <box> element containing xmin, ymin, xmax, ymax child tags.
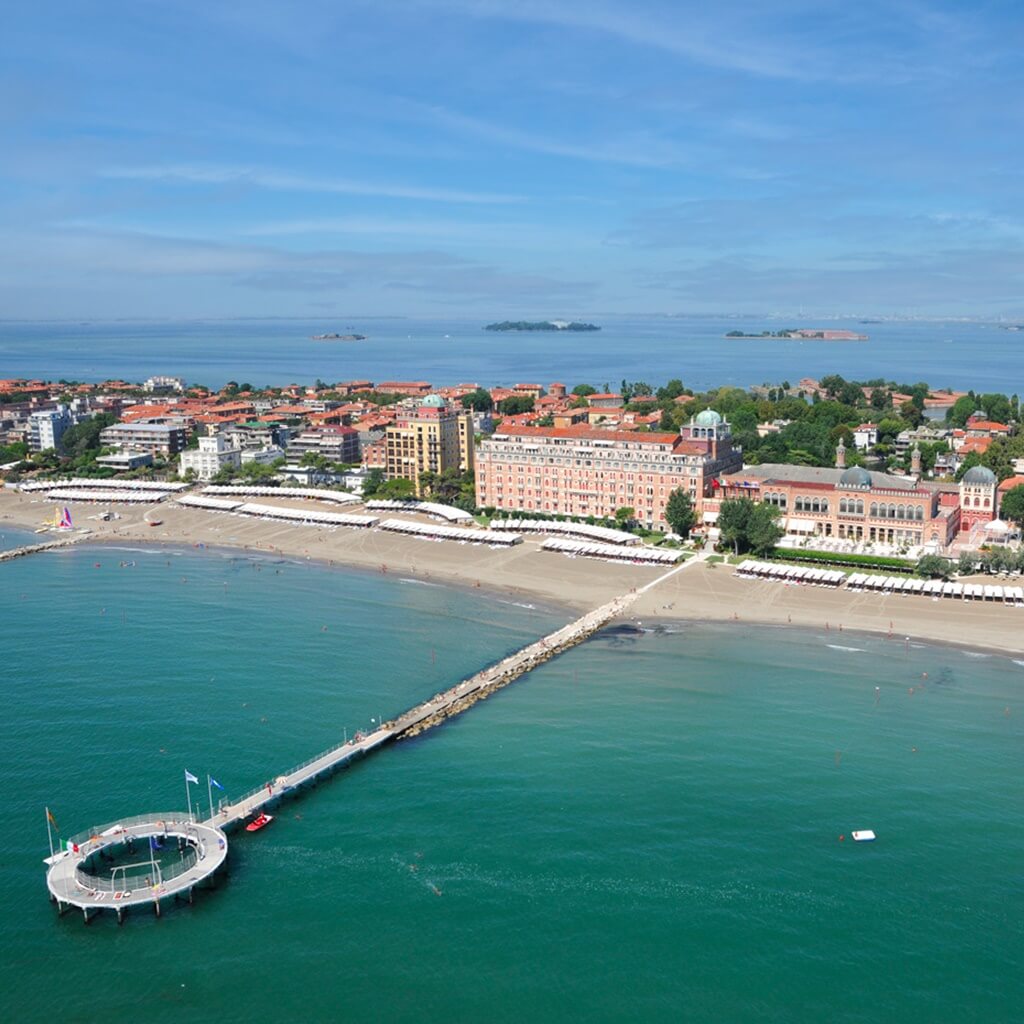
<box><xmin>76</xmin><ymin>845</ymin><xmax>200</xmax><ymax>893</ymax></box>
<box><xmin>66</xmin><ymin>812</ymin><xmax>193</xmax><ymax>848</ymax></box>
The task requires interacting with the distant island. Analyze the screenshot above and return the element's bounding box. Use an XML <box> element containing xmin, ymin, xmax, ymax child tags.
<box><xmin>485</xmin><ymin>320</ymin><xmax>600</xmax><ymax>332</ymax></box>
<box><xmin>311</xmin><ymin>333</ymin><xmax>367</xmax><ymax>341</ymax></box>
<box><xmin>725</xmin><ymin>328</ymin><xmax>868</xmax><ymax>341</ymax></box>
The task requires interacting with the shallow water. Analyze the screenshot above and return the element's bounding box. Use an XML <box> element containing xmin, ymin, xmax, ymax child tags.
<box><xmin>1</xmin><ymin>548</ymin><xmax>1021</xmax><ymax>1023</ymax></box>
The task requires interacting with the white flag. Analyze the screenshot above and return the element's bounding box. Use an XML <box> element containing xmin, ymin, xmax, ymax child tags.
<box><xmin>185</xmin><ymin>770</ymin><xmax>199</xmax><ymax>784</ymax></box>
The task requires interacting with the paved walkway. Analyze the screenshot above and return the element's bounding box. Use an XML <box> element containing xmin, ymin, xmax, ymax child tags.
<box><xmin>46</xmin><ymin>818</ymin><xmax>227</xmax><ymax>914</ymax></box>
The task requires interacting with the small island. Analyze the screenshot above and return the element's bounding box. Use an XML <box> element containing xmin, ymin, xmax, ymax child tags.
<box><xmin>311</xmin><ymin>333</ymin><xmax>367</xmax><ymax>341</ymax></box>
<box><xmin>725</xmin><ymin>328</ymin><xmax>867</xmax><ymax>341</ymax></box>
<box><xmin>485</xmin><ymin>320</ymin><xmax>600</xmax><ymax>332</ymax></box>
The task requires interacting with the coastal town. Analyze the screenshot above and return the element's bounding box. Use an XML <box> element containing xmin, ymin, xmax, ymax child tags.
<box><xmin>2</xmin><ymin>371</ymin><xmax>1023</xmax><ymax>649</ymax></box>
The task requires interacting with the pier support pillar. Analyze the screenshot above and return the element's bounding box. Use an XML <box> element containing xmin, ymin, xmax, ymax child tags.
<box><xmin>82</xmin><ymin>906</ymin><xmax>92</xmax><ymax>925</ymax></box>
<box><xmin>117</xmin><ymin>907</ymin><xmax>125</xmax><ymax>926</ymax></box>
<box><xmin>154</xmin><ymin>898</ymin><xmax>161</xmax><ymax>918</ymax></box>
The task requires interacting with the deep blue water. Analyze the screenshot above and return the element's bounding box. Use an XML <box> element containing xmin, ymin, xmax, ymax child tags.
<box><xmin>0</xmin><ymin>316</ymin><xmax>1019</xmax><ymax>392</ymax></box>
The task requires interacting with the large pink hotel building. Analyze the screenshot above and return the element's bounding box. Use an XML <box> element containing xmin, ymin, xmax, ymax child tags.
<box><xmin>475</xmin><ymin>410</ymin><xmax>742</xmax><ymax>530</ymax></box>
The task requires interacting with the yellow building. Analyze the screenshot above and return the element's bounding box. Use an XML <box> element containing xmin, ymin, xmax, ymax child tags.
<box><xmin>385</xmin><ymin>394</ymin><xmax>474</xmax><ymax>496</ymax></box>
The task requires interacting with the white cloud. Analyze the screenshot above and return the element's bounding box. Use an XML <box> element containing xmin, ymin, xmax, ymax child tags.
<box><xmin>100</xmin><ymin>165</ymin><xmax>525</xmax><ymax>205</ymax></box>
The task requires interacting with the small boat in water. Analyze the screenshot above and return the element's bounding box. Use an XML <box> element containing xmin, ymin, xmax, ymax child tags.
<box><xmin>246</xmin><ymin>812</ymin><xmax>273</xmax><ymax>833</ymax></box>
<box><xmin>851</xmin><ymin>830</ymin><xmax>876</xmax><ymax>842</ymax></box>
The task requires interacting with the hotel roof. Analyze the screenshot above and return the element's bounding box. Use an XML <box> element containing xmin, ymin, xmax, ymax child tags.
<box><xmin>725</xmin><ymin>464</ymin><xmax>920</xmax><ymax>491</ymax></box>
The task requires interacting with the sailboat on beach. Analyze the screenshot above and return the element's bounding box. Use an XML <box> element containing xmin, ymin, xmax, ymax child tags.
<box><xmin>37</xmin><ymin>506</ymin><xmax>73</xmax><ymax>533</ymax></box>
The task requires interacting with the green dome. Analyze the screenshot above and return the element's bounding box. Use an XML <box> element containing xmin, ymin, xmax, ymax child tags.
<box><xmin>694</xmin><ymin>409</ymin><xmax>722</xmax><ymax>427</ymax></box>
<box><xmin>839</xmin><ymin>466</ymin><xmax>872</xmax><ymax>488</ymax></box>
<box><xmin>420</xmin><ymin>394</ymin><xmax>446</xmax><ymax>408</ymax></box>
<box><xmin>962</xmin><ymin>465</ymin><xmax>996</xmax><ymax>485</ymax></box>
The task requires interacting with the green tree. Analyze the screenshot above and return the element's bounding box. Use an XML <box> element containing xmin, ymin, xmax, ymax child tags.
<box><xmin>916</xmin><ymin>554</ymin><xmax>952</xmax><ymax>579</ymax></box>
<box><xmin>946</xmin><ymin>394</ymin><xmax>977</xmax><ymax>427</ymax></box>
<box><xmin>571</xmin><ymin>384</ymin><xmax>597</xmax><ymax>397</ymax></box>
<box><xmin>460</xmin><ymin>388</ymin><xmax>493</xmax><ymax>412</ymax></box>
<box><xmin>746</xmin><ymin>503</ymin><xmax>784</xmax><ymax>555</ymax></box>
<box><xmin>497</xmin><ymin>395</ymin><xmax>535</xmax><ymax>415</ymax></box>
<box><xmin>717</xmin><ymin>497</ymin><xmax>753</xmax><ymax>554</ymax></box>
<box><xmin>656</xmin><ymin>379</ymin><xmax>685</xmax><ymax>401</ymax></box>
<box><xmin>1000</xmin><ymin>484</ymin><xmax>1024</xmax><ymax>530</ymax></box>
<box><xmin>361</xmin><ymin>468</ymin><xmax>385</xmax><ymax>497</ymax></box>
<box><xmin>664</xmin><ymin>489</ymin><xmax>696</xmax><ymax>538</ymax></box>
<box><xmin>376</xmin><ymin>477</ymin><xmax>415</xmax><ymax>499</ymax></box>
<box><xmin>614</xmin><ymin>506</ymin><xmax>635</xmax><ymax>528</ymax></box>
<box><xmin>957</xmin><ymin>550</ymin><xmax>977</xmax><ymax>576</ymax></box>
<box><xmin>59</xmin><ymin>413</ymin><xmax>117</xmax><ymax>456</ymax></box>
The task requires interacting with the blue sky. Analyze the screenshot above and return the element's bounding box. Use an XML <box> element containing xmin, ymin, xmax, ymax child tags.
<box><xmin>2</xmin><ymin>0</ymin><xmax>1023</xmax><ymax>318</ymax></box>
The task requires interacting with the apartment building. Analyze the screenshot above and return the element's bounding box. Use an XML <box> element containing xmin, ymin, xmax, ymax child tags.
<box><xmin>385</xmin><ymin>395</ymin><xmax>474</xmax><ymax>496</ymax></box>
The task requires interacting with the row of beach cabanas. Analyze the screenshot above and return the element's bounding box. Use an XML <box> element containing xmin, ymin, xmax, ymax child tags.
<box><xmin>176</xmin><ymin>494</ymin><xmax>378</xmax><ymax>529</ymax></box>
<box><xmin>847</xmin><ymin>573</ymin><xmax>1024</xmax><ymax>604</ymax></box>
<box><xmin>365</xmin><ymin>499</ymin><xmax>473</xmax><ymax>523</ymax></box>
<box><xmin>203</xmin><ymin>485</ymin><xmax>360</xmax><ymax>505</ymax></box>
<box><xmin>234</xmin><ymin>502</ymin><xmax>377</xmax><ymax>528</ymax></box>
<box><xmin>21</xmin><ymin>478</ymin><xmax>187</xmax><ymax>493</ymax></box>
<box><xmin>541</xmin><ymin>537</ymin><xmax>680</xmax><ymax>566</ymax></box>
<box><xmin>490</xmin><ymin>518</ymin><xmax>640</xmax><ymax>546</ymax></box>
<box><xmin>378</xmin><ymin>518</ymin><xmax>520</xmax><ymax>546</ymax></box>
<box><xmin>46</xmin><ymin>488</ymin><xmax>171</xmax><ymax>503</ymax></box>
<box><xmin>735</xmin><ymin>560</ymin><xmax>846</xmax><ymax>586</ymax></box>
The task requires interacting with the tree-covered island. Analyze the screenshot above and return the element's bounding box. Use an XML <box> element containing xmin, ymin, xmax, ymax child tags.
<box><xmin>485</xmin><ymin>320</ymin><xmax>600</xmax><ymax>332</ymax></box>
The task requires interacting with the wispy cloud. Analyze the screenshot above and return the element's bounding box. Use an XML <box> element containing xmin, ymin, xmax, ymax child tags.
<box><xmin>100</xmin><ymin>165</ymin><xmax>525</xmax><ymax>205</ymax></box>
<box><xmin>411</xmin><ymin>103</ymin><xmax>695</xmax><ymax>168</ymax></box>
<box><xmin>406</xmin><ymin>0</ymin><xmax>838</xmax><ymax>81</ymax></box>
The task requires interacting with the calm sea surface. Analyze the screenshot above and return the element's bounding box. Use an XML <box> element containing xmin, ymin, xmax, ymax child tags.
<box><xmin>1</xmin><ymin>316</ymin><xmax>1021</xmax><ymax>393</ymax></box>
<box><xmin>0</xmin><ymin>524</ymin><xmax>39</xmax><ymax>552</ymax></box>
<box><xmin>1</xmin><ymin>546</ymin><xmax>1021</xmax><ymax>1023</ymax></box>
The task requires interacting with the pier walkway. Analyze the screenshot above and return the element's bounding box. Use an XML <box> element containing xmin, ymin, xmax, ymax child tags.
<box><xmin>46</xmin><ymin>554</ymin><xmax>708</xmax><ymax>923</ymax></box>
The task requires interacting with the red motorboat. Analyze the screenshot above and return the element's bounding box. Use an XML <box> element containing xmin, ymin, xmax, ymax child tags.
<box><xmin>246</xmin><ymin>812</ymin><xmax>273</xmax><ymax>833</ymax></box>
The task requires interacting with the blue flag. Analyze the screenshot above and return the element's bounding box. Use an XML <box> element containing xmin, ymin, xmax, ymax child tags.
<box><xmin>209</xmin><ymin>777</ymin><xmax>224</xmax><ymax>791</ymax></box>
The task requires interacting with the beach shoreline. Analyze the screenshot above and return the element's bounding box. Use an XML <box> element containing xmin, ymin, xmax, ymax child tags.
<box><xmin>3</xmin><ymin>489</ymin><xmax>1022</xmax><ymax>658</ymax></box>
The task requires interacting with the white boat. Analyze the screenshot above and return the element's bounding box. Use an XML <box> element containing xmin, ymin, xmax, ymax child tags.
<box><xmin>851</xmin><ymin>830</ymin><xmax>876</xmax><ymax>842</ymax></box>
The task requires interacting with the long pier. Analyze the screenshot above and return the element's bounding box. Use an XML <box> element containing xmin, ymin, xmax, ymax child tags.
<box><xmin>44</xmin><ymin>590</ymin><xmax>641</xmax><ymax>922</ymax></box>
<box><xmin>209</xmin><ymin>590</ymin><xmax>641</xmax><ymax>829</ymax></box>
<box><xmin>43</xmin><ymin>548</ymin><xmax>706</xmax><ymax>923</ymax></box>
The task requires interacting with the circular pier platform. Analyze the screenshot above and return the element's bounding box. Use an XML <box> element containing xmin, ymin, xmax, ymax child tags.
<box><xmin>45</xmin><ymin>814</ymin><xmax>228</xmax><ymax>921</ymax></box>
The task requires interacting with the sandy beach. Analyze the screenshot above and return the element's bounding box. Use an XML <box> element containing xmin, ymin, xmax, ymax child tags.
<box><xmin>3</xmin><ymin>488</ymin><xmax>1023</xmax><ymax>657</ymax></box>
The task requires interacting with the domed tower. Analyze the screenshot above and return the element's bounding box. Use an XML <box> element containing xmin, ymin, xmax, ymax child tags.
<box><xmin>836</xmin><ymin>439</ymin><xmax>847</xmax><ymax>470</ymax></box>
<box><xmin>959</xmin><ymin>464</ymin><xmax>998</xmax><ymax>534</ymax></box>
<box><xmin>839</xmin><ymin>466</ymin><xmax>873</xmax><ymax>490</ymax></box>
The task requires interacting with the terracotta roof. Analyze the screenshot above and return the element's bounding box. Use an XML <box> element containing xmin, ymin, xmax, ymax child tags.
<box><xmin>493</xmin><ymin>424</ymin><xmax>680</xmax><ymax>446</ymax></box>
<box><xmin>997</xmin><ymin>475</ymin><xmax>1024</xmax><ymax>492</ymax></box>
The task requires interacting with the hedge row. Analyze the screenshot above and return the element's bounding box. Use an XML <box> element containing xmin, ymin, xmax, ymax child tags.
<box><xmin>766</xmin><ymin>548</ymin><xmax>916</xmax><ymax>573</ymax></box>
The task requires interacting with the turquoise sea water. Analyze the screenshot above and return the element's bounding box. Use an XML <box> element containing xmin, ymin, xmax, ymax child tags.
<box><xmin>1</xmin><ymin>547</ymin><xmax>1022</xmax><ymax>1023</ymax></box>
<box><xmin>0</xmin><ymin>525</ymin><xmax>37</xmax><ymax>552</ymax></box>
<box><xmin>1</xmin><ymin>315</ymin><xmax>1020</xmax><ymax>393</ymax></box>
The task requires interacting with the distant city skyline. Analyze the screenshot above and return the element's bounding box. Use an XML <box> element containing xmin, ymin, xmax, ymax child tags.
<box><xmin>3</xmin><ymin>1</ymin><xmax>1023</xmax><ymax>318</ymax></box>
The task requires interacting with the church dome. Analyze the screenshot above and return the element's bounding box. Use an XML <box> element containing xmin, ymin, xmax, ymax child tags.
<box><xmin>839</xmin><ymin>466</ymin><xmax>872</xmax><ymax>488</ymax></box>
<box><xmin>694</xmin><ymin>409</ymin><xmax>723</xmax><ymax>427</ymax></box>
<box><xmin>420</xmin><ymin>394</ymin><xmax>446</xmax><ymax>408</ymax></box>
<box><xmin>962</xmin><ymin>465</ymin><xmax>997</xmax><ymax>485</ymax></box>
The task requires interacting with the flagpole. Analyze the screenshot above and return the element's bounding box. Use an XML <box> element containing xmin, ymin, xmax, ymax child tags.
<box><xmin>45</xmin><ymin>807</ymin><xmax>54</xmax><ymax>858</ymax></box>
<box><xmin>207</xmin><ymin>775</ymin><xmax>213</xmax><ymax>825</ymax></box>
<box><xmin>185</xmin><ymin>773</ymin><xmax>193</xmax><ymax>823</ymax></box>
